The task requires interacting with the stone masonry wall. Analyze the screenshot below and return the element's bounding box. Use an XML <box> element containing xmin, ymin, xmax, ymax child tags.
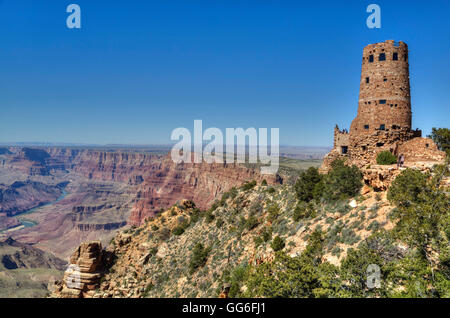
<box><xmin>322</xmin><ymin>40</ymin><xmax>445</xmax><ymax>172</ymax></box>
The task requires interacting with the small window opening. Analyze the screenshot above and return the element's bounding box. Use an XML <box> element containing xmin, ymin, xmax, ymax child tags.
<box><xmin>383</xmin><ymin>78</ymin><xmax>387</xmax><ymax>82</ymax></box>
<box><xmin>379</xmin><ymin>99</ymin><xmax>387</xmax><ymax>104</ymax></box>
<box><xmin>369</xmin><ymin>55</ymin><xmax>374</xmax><ymax>63</ymax></box>
<box><xmin>379</xmin><ymin>53</ymin><xmax>386</xmax><ymax>61</ymax></box>
<box><xmin>379</xmin><ymin>124</ymin><xmax>386</xmax><ymax>131</ymax></box>
<box><xmin>393</xmin><ymin>52</ymin><xmax>398</xmax><ymax>60</ymax></box>
<box><xmin>362</xmin><ymin>146</ymin><xmax>367</xmax><ymax>151</ymax></box>
<box><xmin>364</xmin><ymin>125</ymin><xmax>369</xmax><ymax>130</ymax></box>
<box><xmin>376</xmin><ymin>142</ymin><xmax>384</xmax><ymax>147</ymax></box>
<box><xmin>341</xmin><ymin>146</ymin><xmax>348</xmax><ymax>154</ymax></box>
<box><xmin>366</xmin><ymin>77</ymin><xmax>370</xmax><ymax>84</ymax></box>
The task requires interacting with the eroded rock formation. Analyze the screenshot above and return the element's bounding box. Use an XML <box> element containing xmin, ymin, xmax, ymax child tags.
<box><xmin>53</xmin><ymin>241</ymin><xmax>104</xmax><ymax>298</ymax></box>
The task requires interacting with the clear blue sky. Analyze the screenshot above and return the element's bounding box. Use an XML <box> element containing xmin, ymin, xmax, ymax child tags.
<box><xmin>1</xmin><ymin>0</ymin><xmax>449</xmax><ymax>146</ymax></box>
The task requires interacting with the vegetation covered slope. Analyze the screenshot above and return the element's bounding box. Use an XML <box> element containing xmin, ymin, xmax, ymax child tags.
<box><xmin>91</xmin><ymin>155</ymin><xmax>449</xmax><ymax>298</ymax></box>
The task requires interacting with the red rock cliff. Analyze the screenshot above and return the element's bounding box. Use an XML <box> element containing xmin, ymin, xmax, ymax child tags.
<box><xmin>44</xmin><ymin>148</ymin><xmax>281</xmax><ymax>225</ymax></box>
<box><xmin>129</xmin><ymin>155</ymin><xmax>281</xmax><ymax>225</ymax></box>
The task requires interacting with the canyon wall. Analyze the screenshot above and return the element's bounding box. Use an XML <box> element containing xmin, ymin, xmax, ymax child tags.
<box><xmin>129</xmin><ymin>158</ymin><xmax>281</xmax><ymax>225</ymax></box>
<box><xmin>2</xmin><ymin>147</ymin><xmax>280</xmax><ymax>228</ymax></box>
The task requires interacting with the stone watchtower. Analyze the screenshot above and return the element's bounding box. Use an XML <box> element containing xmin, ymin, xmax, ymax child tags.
<box><xmin>321</xmin><ymin>40</ymin><xmax>444</xmax><ymax>171</ymax></box>
<box><xmin>350</xmin><ymin>40</ymin><xmax>411</xmax><ymax>135</ymax></box>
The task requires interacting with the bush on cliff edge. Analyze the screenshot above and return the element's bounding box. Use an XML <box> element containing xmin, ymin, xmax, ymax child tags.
<box><xmin>376</xmin><ymin>151</ymin><xmax>398</xmax><ymax>165</ymax></box>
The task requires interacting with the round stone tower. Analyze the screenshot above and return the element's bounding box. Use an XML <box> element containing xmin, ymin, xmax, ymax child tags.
<box><xmin>350</xmin><ymin>40</ymin><xmax>411</xmax><ymax>135</ymax></box>
<box><xmin>321</xmin><ymin>40</ymin><xmax>443</xmax><ymax>173</ymax></box>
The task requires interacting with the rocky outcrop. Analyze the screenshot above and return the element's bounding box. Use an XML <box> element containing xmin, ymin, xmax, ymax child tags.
<box><xmin>361</xmin><ymin>160</ymin><xmax>443</xmax><ymax>191</ymax></box>
<box><xmin>362</xmin><ymin>165</ymin><xmax>401</xmax><ymax>191</ymax></box>
<box><xmin>53</xmin><ymin>241</ymin><xmax>104</xmax><ymax>298</ymax></box>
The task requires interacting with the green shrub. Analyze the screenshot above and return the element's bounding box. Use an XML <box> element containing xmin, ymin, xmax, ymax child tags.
<box><xmin>261</xmin><ymin>226</ymin><xmax>272</xmax><ymax>242</ymax></box>
<box><xmin>142</xmin><ymin>282</ymin><xmax>154</xmax><ymax>297</ymax></box>
<box><xmin>321</xmin><ymin>160</ymin><xmax>363</xmax><ymax>202</ymax></box>
<box><xmin>189</xmin><ymin>243</ymin><xmax>210</xmax><ymax>274</ymax></box>
<box><xmin>271</xmin><ymin>236</ymin><xmax>285</xmax><ymax>251</ymax></box>
<box><xmin>367</xmin><ymin>220</ymin><xmax>381</xmax><ymax>232</ymax></box>
<box><xmin>376</xmin><ymin>151</ymin><xmax>397</xmax><ymax>165</ymax></box>
<box><xmin>216</xmin><ymin>218</ymin><xmax>224</xmax><ymax>229</ymax></box>
<box><xmin>266</xmin><ymin>187</ymin><xmax>276</xmax><ymax>194</ymax></box>
<box><xmin>294</xmin><ymin>167</ymin><xmax>323</xmax><ymax>202</ymax></box>
<box><xmin>430</xmin><ymin>127</ymin><xmax>450</xmax><ymax>155</ymax></box>
<box><xmin>387</xmin><ymin>169</ymin><xmax>428</xmax><ymax>207</ymax></box>
<box><xmin>205</xmin><ymin>210</ymin><xmax>215</xmax><ymax>223</ymax></box>
<box><xmin>293</xmin><ymin>202</ymin><xmax>316</xmax><ymax>221</ymax></box>
<box><xmin>220</xmin><ymin>187</ymin><xmax>238</xmax><ymax>206</ymax></box>
<box><xmin>241</xmin><ymin>180</ymin><xmax>257</xmax><ymax>191</ymax></box>
<box><xmin>189</xmin><ymin>208</ymin><xmax>203</xmax><ymax>225</ymax></box>
<box><xmin>261</xmin><ymin>179</ymin><xmax>268</xmax><ymax>186</ymax></box>
<box><xmin>254</xmin><ymin>236</ymin><xmax>263</xmax><ymax>246</ymax></box>
<box><xmin>267</xmin><ymin>203</ymin><xmax>280</xmax><ymax>222</ymax></box>
<box><xmin>172</xmin><ymin>225</ymin><xmax>186</xmax><ymax>236</ymax></box>
<box><xmin>245</xmin><ymin>216</ymin><xmax>259</xmax><ymax>231</ymax></box>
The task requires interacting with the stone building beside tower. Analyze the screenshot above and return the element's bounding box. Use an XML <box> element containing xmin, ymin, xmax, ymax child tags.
<box><xmin>322</xmin><ymin>40</ymin><xmax>445</xmax><ymax>171</ymax></box>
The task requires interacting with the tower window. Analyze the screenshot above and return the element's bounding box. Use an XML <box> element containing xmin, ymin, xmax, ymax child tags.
<box><xmin>362</xmin><ymin>146</ymin><xmax>367</xmax><ymax>151</ymax></box>
<box><xmin>393</xmin><ymin>52</ymin><xmax>398</xmax><ymax>60</ymax></box>
<box><xmin>364</xmin><ymin>125</ymin><xmax>369</xmax><ymax>130</ymax></box>
<box><xmin>379</xmin><ymin>124</ymin><xmax>386</xmax><ymax>130</ymax></box>
<box><xmin>376</xmin><ymin>142</ymin><xmax>385</xmax><ymax>147</ymax></box>
<box><xmin>379</xmin><ymin>99</ymin><xmax>387</xmax><ymax>104</ymax></box>
<box><xmin>404</xmin><ymin>53</ymin><xmax>408</xmax><ymax>61</ymax></box>
<box><xmin>383</xmin><ymin>78</ymin><xmax>387</xmax><ymax>82</ymax></box>
<box><xmin>366</xmin><ymin>77</ymin><xmax>370</xmax><ymax>84</ymax></box>
<box><xmin>369</xmin><ymin>55</ymin><xmax>374</xmax><ymax>63</ymax></box>
<box><xmin>379</xmin><ymin>53</ymin><xmax>386</xmax><ymax>61</ymax></box>
<box><xmin>341</xmin><ymin>146</ymin><xmax>348</xmax><ymax>154</ymax></box>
